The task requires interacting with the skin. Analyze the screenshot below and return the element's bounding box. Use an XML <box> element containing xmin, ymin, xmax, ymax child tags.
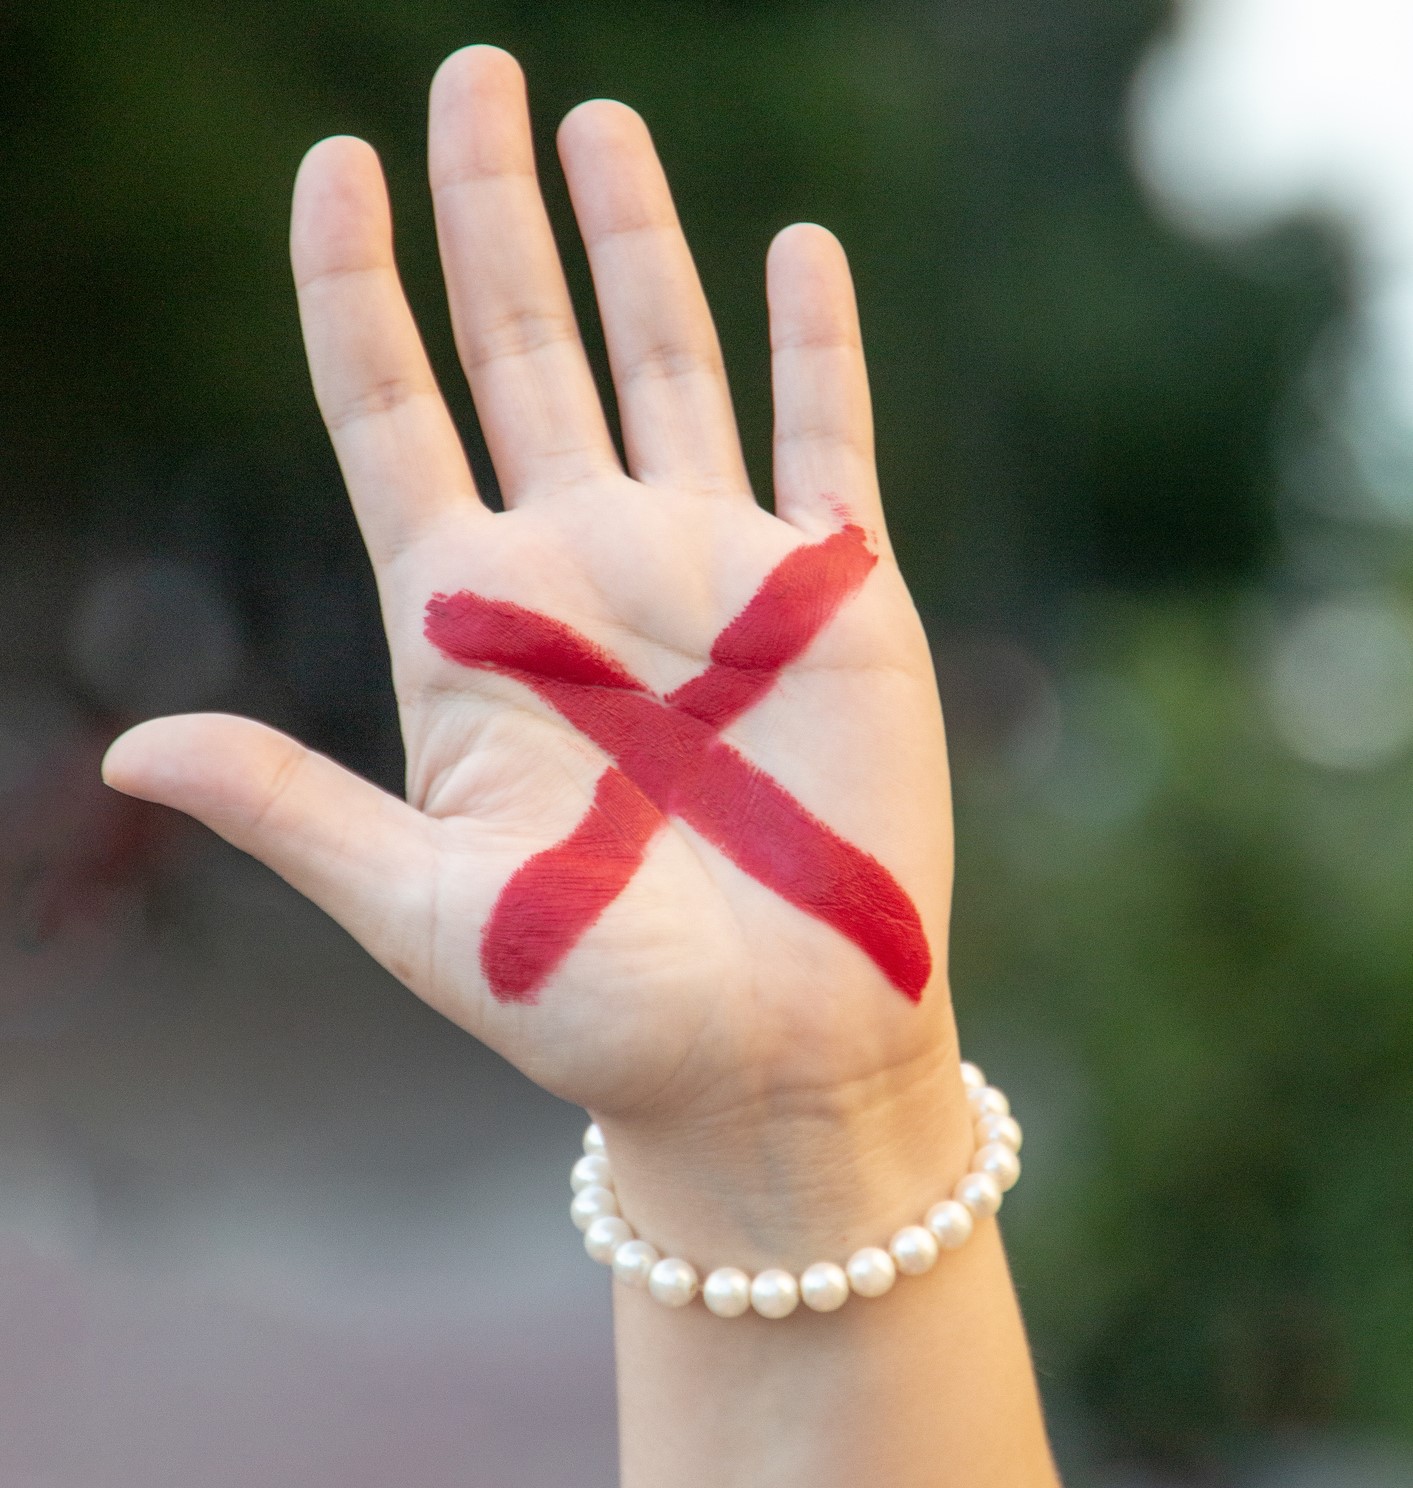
<box><xmin>102</xmin><ymin>45</ymin><xmax>1060</xmax><ymax>1487</ymax></box>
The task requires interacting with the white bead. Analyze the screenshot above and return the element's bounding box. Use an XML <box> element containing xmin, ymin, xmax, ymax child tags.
<box><xmin>976</xmin><ymin>1113</ymin><xmax>1023</xmax><ymax>1152</ymax></box>
<box><xmin>582</xmin><ymin>1122</ymin><xmax>607</xmax><ymax>1157</ymax></box>
<box><xmin>960</xmin><ymin>1060</ymin><xmax>986</xmax><ymax>1092</ymax></box>
<box><xmin>583</xmin><ymin>1215</ymin><xmax>632</xmax><ymax>1264</ymax></box>
<box><xmin>889</xmin><ymin>1223</ymin><xmax>940</xmax><ymax>1276</ymax></box>
<box><xmin>925</xmin><ymin>1199</ymin><xmax>975</xmax><ymax>1249</ymax></box>
<box><xmin>570</xmin><ymin>1154</ymin><xmax>613</xmax><ymax>1193</ymax></box>
<box><xmin>702</xmin><ymin>1267</ymin><xmax>752</xmax><ymax>1318</ymax></box>
<box><xmin>955</xmin><ymin>1170</ymin><xmax>1003</xmax><ymax>1219</ymax></box>
<box><xmin>973</xmin><ymin>1141</ymin><xmax>1021</xmax><ymax>1192</ymax></box>
<box><xmin>570</xmin><ymin>1185</ymin><xmax>619</xmax><ymax>1231</ymax></box>
<box><xmin>647</xmin><ymin>1257</ymin><xmax>699</xmax><ymax>1308</ymax></box>
<box><xmin>750</xmin><ymin>1268</ymin><xmax>801</xmax><ymax>1319</ymax></box>
<box><xmin>846</xmin><ymin>1246</ymin><xmax>897</xmax><ymax>1298</ymax></box>
<box><xmin>968</xmin><ymin>1085</ymin><xmax>1010</xmax><ymax>1119</ymax></box>
<box><xmin>800</xmin><ymin>1261</ymin><xmax>850</xmax><ymax>1312</ymax></box>
<box><xmin>612</xmin><ymin>1239</ymin><xmax>660</xmax><ymax>1288</ymax></box>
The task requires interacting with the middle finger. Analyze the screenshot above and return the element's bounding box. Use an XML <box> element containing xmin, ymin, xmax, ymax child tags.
<box><xmin>428</xmin><ymin>47</ymin><xmax>620</xmax><ymax>504</ymax></box>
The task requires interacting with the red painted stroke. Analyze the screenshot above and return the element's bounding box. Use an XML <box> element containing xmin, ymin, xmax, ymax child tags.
<box><xmin>424</xmin><ymin>522</ymin><xmax>931</xmax><ymax>1004</ymax></box>
<box><xmin>481</xmin><ymin>768</ymin><xmax>660</xmax><ymax>1004</ymax></box>
<box><xmin>667</xmin><ymin>525</ymin><xmax>881</xmax><ymax>727</ymax></box>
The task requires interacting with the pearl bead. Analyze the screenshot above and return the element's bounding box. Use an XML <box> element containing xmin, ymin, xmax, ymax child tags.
<box><xmin>889</xmin><ymin>1223</ymin><xmax>940</xmax><ymax>1276</ymax></box>
<box><xmin>570</xmin><ymin>1185</ymin><xmax>619</xmax><ymax>1231</ymax></box>
<box><xmin>955</xmin><ymin>1170</ymin><xmax>1003</xmax><ymax>1219</ymax></box>
<box><xmin>582</xmin><ymin>1123</ymin><xmax>607</xmax><ymax>1157</ymax></box>
<box><xmin>925</xmin><ymin>1199</ymin><xmax>975</xmax><ymax>1249</ymax></box>
<box><xmin>612</xmin><ymin>1239</ymin><xmax>660</xmax><ymax>1288</ymax></box>
<box><xmin>799</xmin><ymin>1261</ymin><xmax>850</xmax><ymax>1312</ymax></box>
<box><xmin>648</xmin><ymin>1257</ymin><xmax>699</xmax><ymax>1308</ymax></box>
<box><xmin>703</xmin><ymin>1267</ymin><xmax>752</xmax><ymax>1318</ymax></box>
<box><xmin>968</xmin><ymin>1085</ymin><xmax>1010</xmax><ymax>1119</ymax></box>
<box><xmin>960</xmin><ymin>1060</ymin><xmax>986</xmax><ymax>1092</ymax></box>
<box><xmin>583</xmin><ymin>1215</ymin><xmax>632</xmax><ymax>1264</ymax></box>
<box><xmin>570</xmin><ymin>1154</ymin><xmax>613</xmax><ymax>1193</ymax></box>
<box><xmin>976</xmin><ymin>1113</ymin><xmax>1023</xmax><ymax>1152</ymax></box>
<box><xmin>750</xmin><ymin>1268</ymin><xmax>801</xmax><ymax>1319</ymax></box>
<box><xmin>973</xmin><ymin>1141</ymin><xmax>1022</xmax><ymax>1192</ymax></box>
<box><xmin>846</xmin><ymin>1246</ymin><xmax>897</xmax><ymax>1298</ymax></box>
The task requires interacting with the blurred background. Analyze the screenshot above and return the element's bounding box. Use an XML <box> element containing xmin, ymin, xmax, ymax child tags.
<box><xmin>2</xmin><ymin>1</ymin><xmax>1412</xmax><ymax>1484</ymax></box>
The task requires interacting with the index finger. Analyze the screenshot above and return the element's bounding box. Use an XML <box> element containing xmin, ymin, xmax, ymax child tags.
<box><xmin>291</xmin><ymin>136</ymin><xmax>486</xmax><ymax>568</ymax></box>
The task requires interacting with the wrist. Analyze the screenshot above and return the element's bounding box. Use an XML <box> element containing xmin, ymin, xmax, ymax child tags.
<box><xmin>590</xmin><ymin>1040</ymin><xmax>975</xmax><ymax>1273</ymax></box>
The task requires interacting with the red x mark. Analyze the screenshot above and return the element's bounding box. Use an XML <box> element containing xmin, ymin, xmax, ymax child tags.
<box><xmin>424</xmin><ymin>523</ymin><xmax>931</xmax><ymax>1005</ymax></box>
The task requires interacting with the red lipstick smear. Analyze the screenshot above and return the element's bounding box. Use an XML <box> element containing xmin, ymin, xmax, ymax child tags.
<box><xmin>425</xmin><ymin>522</ymin><xmax>931</xmax><ymax>1004</ymax></box>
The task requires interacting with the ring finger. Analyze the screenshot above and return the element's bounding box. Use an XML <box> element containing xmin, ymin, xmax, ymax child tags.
<box><xmin>558</xmin><ymin>100</ymin><xmax>751</xmax><ymax>499</ymax></box>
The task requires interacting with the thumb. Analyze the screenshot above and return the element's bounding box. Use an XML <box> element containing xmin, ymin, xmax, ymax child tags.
<box><xmin>103</xmin><ymin>712</ymin><xmax>435</xmax><ymax>988</ymax></box>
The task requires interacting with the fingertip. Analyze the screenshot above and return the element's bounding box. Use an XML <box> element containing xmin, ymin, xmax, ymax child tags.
<box><xmin>769</xmin><ymin>221</ymin><xmax>844</xmax><ymax>255</ymax></box>
<box><xmin>100</xmin><ymin>714</ymin><xmax>207</xmax><ymax>802</ymax></box>
<box><xmin>556</xmin><ymin>100</ymin><xmax>677</xmax><ymax>251</ymax></box>
<box><xmin>556</xmin><ymin>100</ymin><xmax>659</xmax><ymax>213</ymax></box>
<box><xmin>293</xmin><ymin>136</ymin><xmax>386</xmax><ymax>214</ymax></box>
<box><xmin>434</xmin><ymin>42</ymin><xmax>523</xmax><ymax>82</ymax></box>
<box><xmin>100</xmin><ymin>721</ymin><xmax>146</xmax><ymax>794</ymax></box>
<box><xmin>291</xmin><ymin>137</ymin><xmax>392</xmax><ymax>286</ymax></box>
<box><xmin>100</xmin><ymin>713</ymin><xmax>282</xmax><ymax>810</ymax></box>
<box><xmin>767</xmin><ymin>222</ymin><xmax>851</xmax><ymax>292</ymax></box>
<box><xmin>557</xmin><ymin>97</ymin><xmax>646</xmax><ymax>152</ymax></box>
<box><xmin>428</xmin><ymin>44</ymin><xmax>533</xmax><ymax>189</ymax></box>
<box><xmin>766</xmin><ymin>223</ymin><xmax>863</xmax><ymax>358</ymax></box>
<box><xmin>297</xmin><ymin>134</ymin><xmax>379</xmax><ymax>181</ymax></box>
<box><xmin>430</xmin><ymin>43</ymin><xmax>525</xmax><ymax>120</ymax></box>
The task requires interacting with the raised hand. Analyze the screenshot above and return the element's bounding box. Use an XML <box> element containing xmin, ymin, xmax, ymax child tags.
<box><xmin>101</xmin><ymin>46</ymin><xmax>1062</xmax><ymax>1486</ymax></box>
<box><xmin>102</xmin><ymin>45</ymin><xmax>958</xmax><ymax>1137</ymax></box>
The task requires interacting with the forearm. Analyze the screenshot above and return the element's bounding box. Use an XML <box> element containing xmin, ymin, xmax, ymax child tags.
<box><xmin>600</xmin><ymin>1050</ymin><xmax>1060</xmax><ymax>1487</ymax></box>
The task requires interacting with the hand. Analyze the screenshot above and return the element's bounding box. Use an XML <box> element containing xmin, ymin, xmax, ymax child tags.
<box><xmin>102</xmin><ymin>47</ymin><xmax>964</xmax><ymax>1232</ymax></box>
<box><xmin>102</xmin><ymin>47</ymin><xmax>1059</xmax><ymax>1485</ymax></box>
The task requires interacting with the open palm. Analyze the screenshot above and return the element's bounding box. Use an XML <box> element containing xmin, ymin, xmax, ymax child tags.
<box><xmin>103</xmin><ymin>46</ymin><xmax>958</xmax><ymax>1125</ymax></box>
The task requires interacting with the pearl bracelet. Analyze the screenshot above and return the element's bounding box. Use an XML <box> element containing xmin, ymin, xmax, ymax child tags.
<box><xmin>569</xmin><ymin>1060</ymin><xmax>1022</xmax><ymax>1319</ymax></box>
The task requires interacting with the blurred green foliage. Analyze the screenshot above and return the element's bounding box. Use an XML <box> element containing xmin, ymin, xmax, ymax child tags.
<box><xmin>953</xmin><ymin>599</ymin><xmax>1413</xmax><ymax>1465</ymax></box>
<box><xmin>3</xmin><ymin>1</ymin><xmax>1407</xmax><ymax>1478</ymax></box>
